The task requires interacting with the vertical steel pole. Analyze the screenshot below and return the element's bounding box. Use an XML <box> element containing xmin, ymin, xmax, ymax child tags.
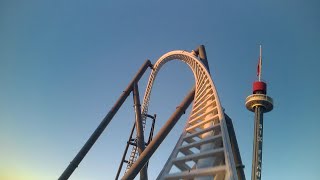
<box><xmin>146</xmin><ymin>115</ymin><xmax>156</xmax><ymax>145</ymax></box>
<box><xmin>251</xmin><ymin>106</ymin><xmax>263</xmax><ymax>180</ymax></box>
<box><xmin>225</xmin><ymin>114</ymin><xmax>246</xmax><ymax>180</ymax></box>
<box><xmin>121</xmin><ymin>87</ymin><xmax>195</xmax><ymax>180</ymax></box>
<box><xmin>198</xmin><ymin>45</ymin><xmax>211</xmax><ymax>74</ymax></box>
<box><xmin>133</xmin><ymin>82</ymin><xmax>148</xmax><ymax>180</ymax></box>
<box><xmin>58</xmin><ymin>60</ymin><xmax>152</xmax><ymax>180</ymax></box>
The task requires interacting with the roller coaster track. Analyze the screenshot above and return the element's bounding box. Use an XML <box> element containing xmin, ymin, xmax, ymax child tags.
<box><xmin>126</xmin><ymin>50</ymin><xmax>238</xmax><ymax>179</ymax></box>
<box><xmin>58</xmin><ymin>47</ymin><xmax>242</xmax><ymax>180</ymax></box>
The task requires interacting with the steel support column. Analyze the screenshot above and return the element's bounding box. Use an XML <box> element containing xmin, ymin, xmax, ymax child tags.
<box><xmin>121</xmin><ymin>87</ymin><xmax>195</xmax><ymax>180</ymax></box>
<box><xmin>133</xmin><ymin>82</ymin><xmax>148</xmax><ymax>180</ymax></box>
<box><xmin>225</xmin><ymin>114</ymin><xmax>246</xmax><ymax>180</ymax></box>
<box><xmin>59</xmin><ymin>60</ymin><xmax>152</xmax><ymax>180</ymax></box>
<box><xmin>198</xmin><ymin>45</ymin><xmax>211</xmax><ymax>74</ymax></box>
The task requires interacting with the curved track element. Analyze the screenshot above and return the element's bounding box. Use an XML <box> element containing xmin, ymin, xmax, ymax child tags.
<box><xmin>127</xmin><ymin>50</ymin><xmax>238</xmax><ymax>180</ymax></box>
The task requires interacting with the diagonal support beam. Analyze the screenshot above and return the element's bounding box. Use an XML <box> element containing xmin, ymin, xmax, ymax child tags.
<box><xmin>58</xmin><ymin>60</ymin><xmax>152</xmax><ymax>180</ymax></box>
<box><xmin>122</xmin><ymin>87</ymin><xmax>195</xmax><ymax>180</ymax></box>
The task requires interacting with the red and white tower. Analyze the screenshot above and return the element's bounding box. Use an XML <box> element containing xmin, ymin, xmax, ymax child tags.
<box><xmin>245</xmin><ymin>45</ymin><xmax>273</xmax><ymax>180</ymax></box>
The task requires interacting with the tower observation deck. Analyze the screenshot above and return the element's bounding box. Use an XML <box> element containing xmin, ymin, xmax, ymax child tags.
<box><xmin>245</xmin><ymin>45</ymin><xmax>273</xmax><ymax>180</ymax></box>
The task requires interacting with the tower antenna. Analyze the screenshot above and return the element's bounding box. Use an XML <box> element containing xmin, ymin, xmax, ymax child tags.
<box><xmin>258</xmin><ymin>44</ymin><xmax>262</xmax><ymax>81</ymax></box>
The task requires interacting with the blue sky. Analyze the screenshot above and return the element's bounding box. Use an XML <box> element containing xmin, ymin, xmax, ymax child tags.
<box><xmin>1</xmin><ymin>0</ymin><xmax>319</xmax><ymax>179</ymax></box>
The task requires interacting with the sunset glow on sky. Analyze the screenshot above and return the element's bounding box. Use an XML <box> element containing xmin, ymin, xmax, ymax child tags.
<box><xmin>1</xmin><ymin>0</ymin><xmax>319</xmax><ymax>179</ymax></box>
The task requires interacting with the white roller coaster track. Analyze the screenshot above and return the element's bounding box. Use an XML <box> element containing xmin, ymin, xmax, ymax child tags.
<box><xmin>127</xmin><ymin>50</ymin><xmax>238</xmax><ymax>180</ymax></box>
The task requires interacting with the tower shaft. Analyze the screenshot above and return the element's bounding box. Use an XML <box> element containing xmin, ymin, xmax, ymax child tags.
<box><xmin>251</xmin><ymin>106</ymin><xmax>263</xmax><ymax>180</ymax></box>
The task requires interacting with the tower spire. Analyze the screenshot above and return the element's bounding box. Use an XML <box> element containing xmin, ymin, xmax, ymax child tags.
<box><xmin>258</xmin><ymin>44</ymin><xmax>262</xmax><ymax>81</ymax></box>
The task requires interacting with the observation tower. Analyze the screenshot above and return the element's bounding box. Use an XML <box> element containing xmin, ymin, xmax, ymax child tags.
<box><xmin>245</xmin><ymin>45</ymin><xmax>273</xmax><ymax>180</ymax></box>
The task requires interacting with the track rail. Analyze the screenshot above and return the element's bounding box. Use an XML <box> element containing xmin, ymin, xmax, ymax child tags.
<box><xmin>126</xmin><ymin>50</ymin><xmax>238</xmax><ymax>180</ymax></box>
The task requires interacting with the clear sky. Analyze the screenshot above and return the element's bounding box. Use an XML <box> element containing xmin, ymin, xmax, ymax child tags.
<box><xmin>1</xmin><ymin>0</ymin><xmax>319</xmax><ymax>179</ymax></box>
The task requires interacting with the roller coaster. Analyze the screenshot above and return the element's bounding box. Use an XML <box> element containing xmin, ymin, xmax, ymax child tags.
<box><xmin>58</xmin><ymin>45</ymin><xmax>246</xmax><ymax>180</ymax></box>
